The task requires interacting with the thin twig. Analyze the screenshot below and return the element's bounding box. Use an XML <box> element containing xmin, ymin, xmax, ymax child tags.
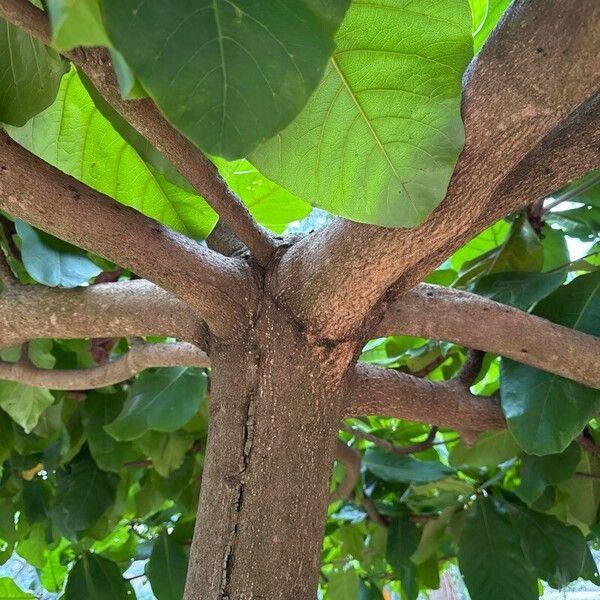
<box><xmin>340</xmin><ymin>424</ymin><xmax>439</xmax><ymax>455</ymax></box>
<box><xmin>575</xmin><ymin>472</ymin><xmax>600</xmax><ymax>482</ymax></box>
<box><xmin>331</xmin><ymin>440</ymin><xmax>361</xmax><ymax>502</ymax></box>
<box><xmin>456</xmin><ymin>349</ymin><xmax>485</xmax><ymax>387</ymax></box>
<box><xmin>577</xmin><ymin>434</ymin><xmax>600</xmax><ymax>457</ymax></box>
<box><xmin>395</xmin><ymin>354</ymin><xmax>449</xmax><ymax>378</ymax></box>
<box><xmin>0</xmin><ymin>0</ymin><xmax>276</xmax><ymax>266</ymax></box>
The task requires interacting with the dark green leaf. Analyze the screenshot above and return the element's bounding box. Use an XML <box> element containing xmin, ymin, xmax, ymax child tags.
<box><xmin>65</xmin><ymin>552</ymin><xmax>132</xmax><ymax>599</ymax></box>
<box><xmin>147</xmin><ymin>531</ymin><xmax>188</xmax><ymax>600</ymax></box>
<box><xmin>105</xmin><ymin>367</ymin><xmax>207</xmax><ymax>441</ymax></box>
<box><xmin>0</xmin><ymin>19</ymin><xmax>67</xmax><ymax>126</ymax></box>
<box><xmin>509</xmin><ymin>504</ymin><xmax>587</xmax><ymax>588</ymax></box>
<box><xmin>501</xmin><ymin>272</ymin><xmax>600</xmax><ymax>454</ymax></box>
<box><xmin>363</xmin><ymin>448</ymin><xmax>454</xmax><ymax>483</ymax></box>
<box><xmin>518</xmin><ymin>442</ymin><xmax>581</xmax><ymax>505</ymax></box>
<box><xmin>15</xmin><ymin>221</ymin><xmax>102</xmax><ymax>287</ymax></box>
<box><xmin>135</xmin><ymin>431</ymin><xmax>194</xmax><ymax>478</ymax></box>
<box><xmin>251</xmin><ymin>0</ymin><xmax>473</xmax><ymax>227</ymax></box>
<box><xmin>546</xmin><ymin>206</ymin><xmax>600</xmax><ymax>240</ymax></box>
<box><xmin>386</xmin><ymin>516</ymin><xmax>418</xmax><ymax>600</ymax></box>
<box><xmin>458</xmin><ymin>497</ymin><xmax>537</xmax><ymax>600</ymax></box>
<box><xmin>470</xmin><ymin>271</ymin><xmax>565</xmax><ymax>310</ymax></box>
<box><xmin>51</xmin><ymin>448</ymin><xmax>118</xmax><ymax>535</ymax></box>
<box><xmin>580</xmin><ymin>546</ymin><xmax>600</xmax><ymax>586</ymax></box>
<box><xmin>449</xmin><ymin>430</ymin><xmax>520</xmax><ymax>468</ymax></box>
<box><xmin>103</xmin><ymin>0</ymin><xmax>351</xmax><ymax>158</ymax></box>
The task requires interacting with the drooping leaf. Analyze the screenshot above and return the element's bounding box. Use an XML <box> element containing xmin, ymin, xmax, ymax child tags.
<box><xmin>105</xmin><ymin>368</ymin><xmax>207</xmax><ymax>441</ymax></box>
<box><xmin>46</xmin><ymin>0</ymin><xmax>110</xmax><ymax>51</ymax></box>
<box><xmin>251</xmin><ymin>0</ymin><xmax>473</xmax><ymax>227</ymax></box>
<box><xmin>0</xmin><ymin>381</ymin><xmax>54</xmax><ymax>433</ymax></box>
<box><xmin>517</xmin><ymin>442</ymin><xmax>581</xmax><ymax>505</ymax></box>
<box><xmin>0</xmin><ymin>19</ymin><xmax>67</xmax><ymax>126</ymax></box>
<box><xmin>386</xmin><ymin>516</ymin><xmax>418</xmax><ymax>600</ymax></box>
<box><xmin>147</xmin><ymin>531</ymin><xmax>188</xmax><ymax>600</ymax></box>
<box><xmin>363</xmin><ymin>448</ymin><xmax>454</xmax><ymax>483</ymax></box>
<box><xmin>411</xmin><ymin>505</ymin><xmax>458</xmax><ymax>565</ymax></box>
<box><xmin>546</xmin><ymin>205</ymin><xmax>600</xmax><ymax>241</ymax></box>
<box><xmin>508</xmin><ymin>504</ymin><xmax>587</xmax><ymax>589</ymax></box>
<box><xmin>65</xmin><ymin>552</ymin><xmax>132</xmax><ymax>599</ymax></box>
<box><xmin>51</xmin><ymin>448</ymin><xmax>118</xmax><ymax>535</ymax></box>
<box><xmin>458</xmin><ymin>497</ymin><xmax>537</xmax><ymax>600</ymax></box>
<box><xmin>6</xmin><ymin>70</ymin><xmax>217</xmax><ymax>240</ymax></box>
<box><xmin>501</xmin><ymin>272</ymin><xmax>600</xmax><ymax>455</ymax></box>
<box><xmin>15</xmin><ymin>221</ymin><xmax>102</xmax><ymax>288</ymax></box>
<box><xmin>103</xmin><ymin>0</ymin><xmax>351</xmax><ymax>159</ymax></box>
<box><xmin>135</xmin><ymin>431</ymin><xmax>194</xmax><ymax>478</ymax></box>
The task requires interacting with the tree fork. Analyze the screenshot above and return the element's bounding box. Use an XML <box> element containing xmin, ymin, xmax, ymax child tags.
<box><xmin>185</xmin><ymin>250</ymin><xmax>360</xmax><ymax>599</ymax></box>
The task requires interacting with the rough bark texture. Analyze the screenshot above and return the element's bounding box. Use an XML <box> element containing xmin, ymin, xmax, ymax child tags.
<box><xmin>185</xmin><ymin>252</ymin><xmax>359</xmax><ymax>599</ymax></box>
<box><xmin>0</xmin><ymin>1</ymin><xmax>597</xmax><ymax>599</ymax></box>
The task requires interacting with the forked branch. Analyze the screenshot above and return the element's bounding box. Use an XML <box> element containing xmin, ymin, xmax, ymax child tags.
<box><xmin>0</xmin><ymin>133</ymin><xmax>256</xmax><ymax>337</ymax></box>
<box><xmin>276</xmin><ymin>0</ymin><xmax>599</xmax><ymax>339</ymax></box>
<box><xmin>0</xmin><ymin>0</ymin><xmax>275</xmax><ymax>266</ymax></box>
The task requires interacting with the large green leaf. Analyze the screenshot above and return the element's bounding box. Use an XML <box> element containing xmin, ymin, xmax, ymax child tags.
<box><xmin>328</xmin><ymin>568</ymin><xmax>361</xmax><ymax>599</ymax></box>
<box><xmin>135</xmin><ymin>431</ymin><xmax>194</xmax><ymax>478</ymax></box>
<box><xmin>501</xmin><ymin>272</ymin><xmax>600</xmax><ymax>455</ymax></box>
<box><xmin>103</xmin><ymin>0</ymin><xmax>351</xmax><ymax>159</ymax></box>
<box><xmin>0</xmin><ymin>19</ymin><xmax>67</xmax><ymax>126</ymax></box>
<box><xmin>105</xmin><ymin>367</ymin><xmax>207</xmax><ymax>441</ymax></box>
<box><xmin>458</xmin><ymin>497</ymin><xmax>537</xmax><ymax>600</ymax></box>
<box><xmin>363</xmin><ymin>448</ymin><xmax>454</xmax><ymax>483</ymax></box>
<box><xmin>65</xmin><ymin>553</ymin><xmax>132</xmax><ymax>599</ymax></box>
<box><xmin>15</xmin><ymin>221</ymin><xmax>102</xmax><ymax>288</ymax></box>
<box><xmin>509</xmin><ymin>505</ymin><xmax>587</xmax><ymax>589</ymax></box>
<box><xmin>6</xmin><ymin>70</ymin><xmax>217</xmax><ymax>240</ymax></box>
<box><xmin>46</xmin><ymin>0</ymin><xmax>110</xmax><ymax>51</ymax></box>
<box><xmin>0</xmin><ymin>381</ymin><xmax>54</xmax><ymax>433</ymax></box>
<box><xmin>51</xmin><ymin>448</ymin><xmax>118</xmax><ymax>535</ymax></box>
<box><xmin>147</xmin><ymin>531</ymin><xmax>188</xmax><ymax>600</ymax></box>
<box><xmin>449</xmin><ymin>430</ymin><xmax>520</xmax><ymax>468</ymax></box>
<box><xmin>251</xmin><ymin>0</ymin><xmax>473</xmax><ymax>227</ymax></box>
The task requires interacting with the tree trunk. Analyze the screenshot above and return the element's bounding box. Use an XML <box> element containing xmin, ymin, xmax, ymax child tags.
<box><xmin>184</xmin><ymin>260</ymin><xmax>359</xmax><ymax>599</ymax></box>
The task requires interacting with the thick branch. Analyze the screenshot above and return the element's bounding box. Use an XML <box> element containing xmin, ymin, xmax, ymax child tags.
<box><xmin>0</xmin><ymin>279</ymin><xmax>202</xmax><ymax>349</ymax></box>
<box><xmin>374</xmin><ymin>284</ymin><xmax>600</xmax><ymax>389</ymax></box>
<box><xmin>0</xmin><ymin>0</ymin><xmax>275</xmax><ymax>266</ymax></box>
<box><xmin>0</xmin><ymin>133</ymin><xmax>256</xmax><ymax>337</ymax></box>
<box><xmin>346</xmin><ymin>364</ymin><xmax>504</xmax><ymax>431</ymax></box>
<box><xmin>276</xmin><ymin>0</ymin><xmax>599</xmax><ymax>340</ymax></box>
<box><xmin>0</xmin><ymin>342</ymin><xmax>208</xmax><ymax>390</ymax></box>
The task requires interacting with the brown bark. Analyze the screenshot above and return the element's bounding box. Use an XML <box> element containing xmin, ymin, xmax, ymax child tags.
<box><xmin>185</xmin><ymin>259</ymin><xmax>360</xmax><ymax>599</ymax></box>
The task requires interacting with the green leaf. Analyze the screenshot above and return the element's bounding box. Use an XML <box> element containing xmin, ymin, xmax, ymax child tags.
<box><xmin>51</xmin><ymin>448</ymin><xmax>118</xmax><ymax>535</ymax></box>
<box><xmin>147</xmin><ymin>531</ymin><xmax>188</xmax><ymax>600</ymax></box>
<box><xmin>65</xmin><ymin>552</ymin><xmax>132</xmax><ymax>599</ymax></box>
<box><xmin>450</xmin><ymin>220</ymin><xmax>510</xmax><ymax>271</ymax></box>
<box><xmin>15</xmin><ymin>221</ymin><xmax>102</xmax><ymax>287</ymax></box>
<box><xmin>329</xmin><ymin>568</ymin><xmax>361</xmax><ymax>600</ymax></box>
<box><xmin>508</xmin><ymin>504</ymin><xmax>587</xmax><ymax>588</ymax></box>
<box><xmin>449</xmin><ymin>430</ymin><xmax>520</xmax><ymax>468</ymax></box>
<box><xmin>386</xmin><ymin>516</ymin><xmax>418</xmax><ymax>600</ymax></box>
<box><xmin>501</xmin><ymin>272</ymin><xmax>600</xmax><ymax>455</ymax></box>
<box><xmin>517</xmin><ymin>442</ymin><xmax>581</xmax><ymax>505</ymax></box>
<box><xmin>0</xmin><ymin>381</ymin><xmax>54</xmax><ymax>433</ymax></box>
<box><xmin>0</xmin><ymin>578</ymin><xmax>34</xmax><ymax>599</ymax></box>
<box><xmin>6</xmin><ymin>70</ymin><xmax>217</xmax><ymax>240</ymax></box>
<box><xmin>458</xmin><ymin>497</ymin><xmax>537</xmax><ymax>600</ymax></box>
<box><xmin>135</xmin><ymin>431</ymin><xmax>194</xmax><ymax>478</ymax></box>
<box><xmin>547</xmin><ymin>206</ymin><xmax>600</xmax><ymax>240</ymax></box>
<box><xmin>106</xmin><ymin>367</ymin><xmax>207</xmax><ymax>441</ymax></box>
<box><xmin>470</xmin><ymin>271</ymin><xmax>566</xmax><ymax>310</ymax></box>
<box><xmin>411</xmin><ymin>505</ymin><xmax>458</xmax><ymax>565</ymax></box>
<box><xmin>103</xmin><ymin>0</ymin><xmax>351</xmax><ymax>159</ymax></box>
<box><xmin>251</xmin><ymin>0</ymin><xmax>473</xmax><ymax>227</ymax></box>
<box><xmin>0</xmin><ymin>18</ymin><xmax>68</xmax><ymax>126</ymax></box>
<box><xmin>46</xmin><ymin>0</ymin><xmax>110</xmax><ymax>51</ymax></box>
<box><xmin>469</xmin><ymin>0</ymin><xmax>512</xmax><ymax>53</ymax></box>
<box><xmin>363</xmin><ymin>448</ymin><xmax>454</xmax><ymax>484</ymax></box>
<box><xmin>580</xmin><ymin>546</ymin><xmax>600</xmax><ymax>586</ymax></box>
